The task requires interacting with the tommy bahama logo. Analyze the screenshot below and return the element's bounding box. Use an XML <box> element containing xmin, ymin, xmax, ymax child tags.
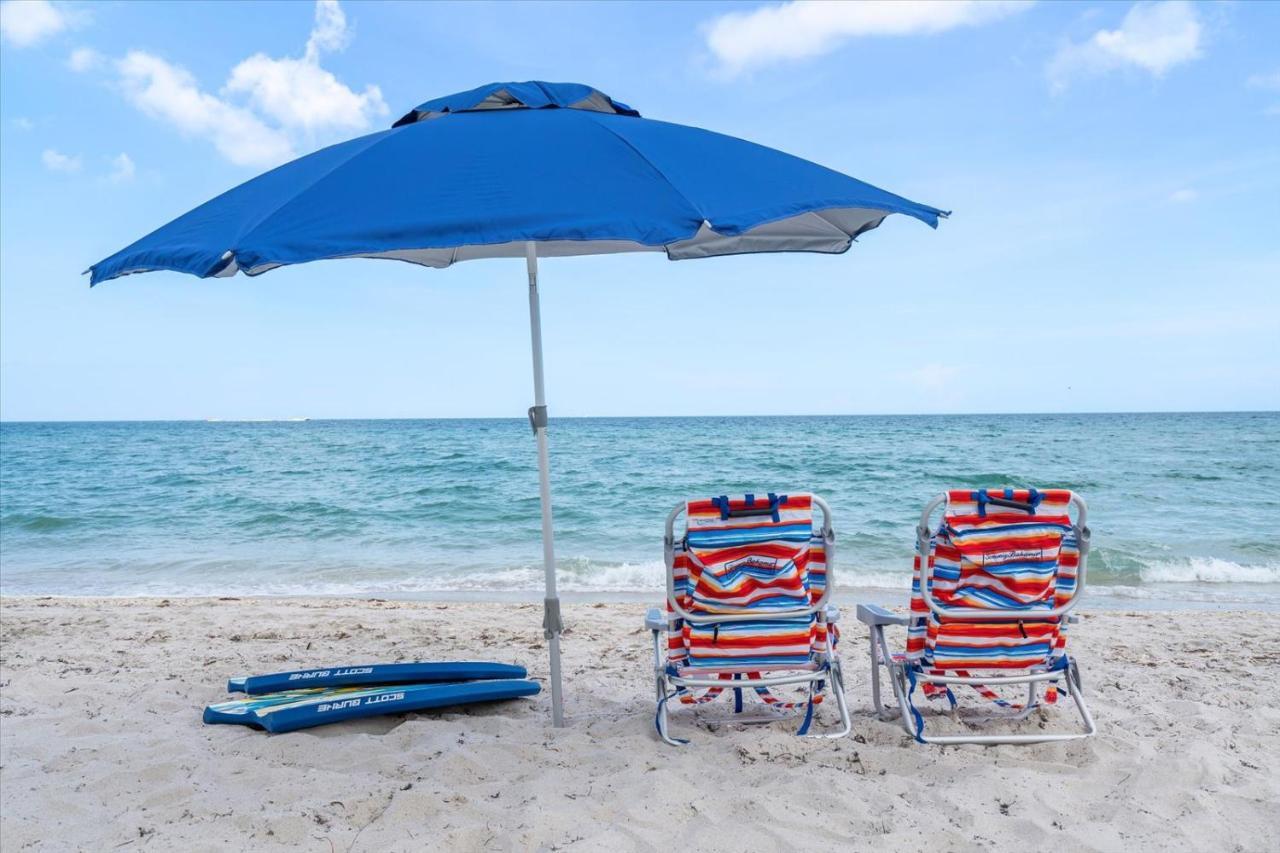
<box><xmin>981</xmin><ymin>549</ymin><xmax>1044</xmax><ymax>566</ymax></box>
<box><xmin>727</xmin><ymin>555</ymin><xmax>783</xmax><ymax>572</ymax></box>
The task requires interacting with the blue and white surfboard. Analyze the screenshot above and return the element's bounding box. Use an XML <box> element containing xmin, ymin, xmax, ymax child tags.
<box><xmin>227</xmin><ymin>661</ymin><xmax>527</xmax><ymax>695</ymax></box>
<box><xmin>204</xmin><ymin>679</ymin><xmax>540</xmax><ymax>733</ymax></box>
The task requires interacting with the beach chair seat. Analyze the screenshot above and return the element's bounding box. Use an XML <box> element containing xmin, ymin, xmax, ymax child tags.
<box><xmin>646</xmin><ymin>493</ymin><xmax>852</xmax><ymax>745</ymax></box>
<box><xmin>857</xmin><ymin>488</ymin><xmax>1096</xmax><ymax>745</ymax></box>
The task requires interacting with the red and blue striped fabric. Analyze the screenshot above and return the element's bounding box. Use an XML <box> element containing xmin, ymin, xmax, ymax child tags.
<box><xmin>667</xmin><ymin>494</ymin><xmax>827</xmax><ymax>674</ymax></box>
<box><xmin>908</xmin><ymin>489</ymin><xmax>1075</xmax><ymax>678</ymax></box>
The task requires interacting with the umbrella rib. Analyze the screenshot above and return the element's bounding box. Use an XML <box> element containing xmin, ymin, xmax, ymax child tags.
<box><xmin>582</xmin><ymin>115</ymin><xmax>939</xmax><ymax>243</ymax></box>
<box><xmin>582</xmin><ymin>113</ymin><xmax>708</xmax><ymax>236</ymax></box>
<box><xmin>231</xmin><ymin>130</ymin><xmax>400</xmax><ymax>271</ymax></box>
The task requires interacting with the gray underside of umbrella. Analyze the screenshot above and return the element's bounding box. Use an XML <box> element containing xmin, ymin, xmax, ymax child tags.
<box><xmin>213</xmin><ymin>207</ymin><xmax>889</xmax><ymax>277</ymax></box>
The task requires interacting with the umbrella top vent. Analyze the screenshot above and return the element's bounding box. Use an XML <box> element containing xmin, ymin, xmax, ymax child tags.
<box><xmin>392</xmin><ymin>81</ymin><xmax>639</xmax><ymax>128</ymax></box>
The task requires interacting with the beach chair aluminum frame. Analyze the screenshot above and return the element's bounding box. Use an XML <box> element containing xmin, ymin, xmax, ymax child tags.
<box><xmin>649</xmin><ymin>494</ymin><xmax>852</xmax><ymax>746</ymax></box>
<box><xmin>859</xmin><ymin>492</ymin><xmax>1096</xmax><ymax>745</ymax></box>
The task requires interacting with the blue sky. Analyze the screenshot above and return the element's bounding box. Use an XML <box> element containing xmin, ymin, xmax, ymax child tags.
<box><xmin>1</xmin><ymin>0</ymin><xmax>1277</xmax><ymax>420</ymax></box>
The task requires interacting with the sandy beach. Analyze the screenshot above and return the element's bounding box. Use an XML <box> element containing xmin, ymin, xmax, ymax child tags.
<box><xmin>0</xmin><ymin>597</ymin><xmax>1276</xmax><ymax>851</ymax></box>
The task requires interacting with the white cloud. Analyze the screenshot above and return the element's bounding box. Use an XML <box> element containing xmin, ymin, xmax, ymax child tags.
<box><xmin>704</xmin><ymin>0</ymin><xmax>1032</xmax><ymax>76</ymax></box>
<box><xmin>305</xmin><ymin>0</ymin><xmax>350</xmax><ymax>61</ymax></box>
<box><xmin>109</xmin><ymin>1</ymin><xmax>384</xmax><ymax>167</ymax></box>
<box><xmin>67</xmin><ymin>45</ymin><xmax>101</xmax><ymax>72</ymax></box>
<box><xmin>225</xmin><ymin>52</ymin><xmax>385</xmax><ymax>137</ymax></box>
<box><xmin>0</xmin><ymin>0</ymin><xmax>73</xmax><ymax>47</ymax></box>
<box><xmin>41</xmin><ymin>148</ymin><xmax>81</xmax><ymax>173</ymax></box>
<box><xmin>106</xmin><ymin>152</ymin><xmax>135</xmax><ymax>183</ymax></box>
<box><xmin>1048</xmin><ymin>1</ymin><xmax>1202</xmax><ymax>93</ymax></box>
<box><xmin>224</xmin><ymin>0</ymin><xmax>385</xmax><ymax>134</ymax></box>
<box><xmin>224</xmin><ymin>54</ymin><xmax>385</xmax><ymax>134</ymax></box>
<box><xmin>116</xmin><ymin>50</ymin><xmax>295</xmax><ymax>168</ymax></box>
<box><xmin>1168</xmin><ymin>188</ymin><xmax>1197</xmax><ymax>203</ymax></box>
<box><xmin>12</xmin><ymin>116</ymin><xmax>34</xmax><ymax>131</ymax></box>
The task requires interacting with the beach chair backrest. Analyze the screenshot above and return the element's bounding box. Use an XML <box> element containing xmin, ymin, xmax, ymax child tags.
<box><xmin>668</xmin><ymin>493</ymin><xmax>828</xmax><ymax>670</ymax></box>
<box><xmin>909</xmin><ymin>488</ymin><xmax>1076</xmax><ymax>670</ymax></box>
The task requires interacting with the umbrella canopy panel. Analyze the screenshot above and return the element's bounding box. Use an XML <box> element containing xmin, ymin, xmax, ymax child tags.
<box><xmin>88</xmin><ymin>82</ymin><xmax>945</xmax><ymax>285</ymax></box>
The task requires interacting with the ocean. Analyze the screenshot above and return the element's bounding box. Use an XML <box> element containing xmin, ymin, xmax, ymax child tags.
<box><xmin>1</xmin><ymin>413</ymin><xmax>1277</xmax><ymax>607</ymax></box>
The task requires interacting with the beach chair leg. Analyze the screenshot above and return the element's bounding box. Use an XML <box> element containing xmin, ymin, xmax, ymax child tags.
<box><xmin>654</xmin><ymin>690</ymin><xmax>689</xmax><ymax>747</ymax></box>
<box><xmin>1063</xmin><ymin>659</ymin><xmax>1097</xmax><ymax>737</ymax></box>
<box><xmin>827</xmin><ymin>660</ymin><xmax>854</xmax><ymax>739</ymax></box>
<box><xmin>868</xmin><ymin>628</ymin><xmax>886</xmax><ymax>718</ymax></box>
<box><xmin>801</xmin><ymin>659</ymin><xmax>853</xmax><ymax>739</ymax></box>
<box><xmin>864</xmin><ymin>625</ymin><xmax>933</xmax><ymax>739</ymax></box>
<box><xmin>909</xmin><ymin>662</ymin><xmax>1097</xmax><ymax>744</ymax></box>
<box><xmin>651</xmin><ymin>625</ymin><xmax>689</xmax><ymax>746</ymax></box>
<box><xmin>880</xmin><ymin>657</ymin><xmax>921</xmax><ymax>738</ymax></box>
<box><xmin>870</xmin><ymin>626</ymin><xmax>906</xmax><ymax>723</ymax></box>
<box><xmin>651</xmin><ymin>628</ymin><xmax>666</xmax><ymax>704</ymax></box>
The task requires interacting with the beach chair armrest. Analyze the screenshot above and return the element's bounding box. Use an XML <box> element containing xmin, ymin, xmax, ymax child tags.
<box><xmin>644</xmin><ymin>607</ymin><xmax>667</xmax><ymax>632</ymax></box>
<box><xmin>856</xmin><ymin>604</ymin><xmax>909</xmax><ymax>627</ymax></box>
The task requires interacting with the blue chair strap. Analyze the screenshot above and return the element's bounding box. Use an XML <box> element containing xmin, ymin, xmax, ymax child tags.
<box><xmin>974</xmin><ymin>488</ymin><xmax>1042</xmax><ymax>517</ymax></box>
<box><xmin>905</xmin><ymin>667</ymin><xmax>927</xmax><ymax>743</ymax></box>
<box><xmin>711</xmin><ymin>492</ymin><xmax>787</xmax><ymax>522</ymax></box>
<box><xmin>796</xmin><ymin>687</ymin><xmax>817</xmax><ymax>736</ymax></box>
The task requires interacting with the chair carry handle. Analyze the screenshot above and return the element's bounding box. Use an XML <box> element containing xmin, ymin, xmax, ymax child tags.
<box><xmin>711</xmin><ymin>493</ymin><xmax>788</xmax><ymax>521</ymax></box>
<box><xmin>984</xmin><ymin>495</ymin><xmax>1037</xmax><ymax>513</ymax></box>
<box><xmin>975</xmin><ymin>488</ymin><xmax>1043</xmax><ymax>516</ymax></box>
<box><xmin>725</xmin><ymin>505</ymin><xmax>777</xmax><ymax>519</ymax></box>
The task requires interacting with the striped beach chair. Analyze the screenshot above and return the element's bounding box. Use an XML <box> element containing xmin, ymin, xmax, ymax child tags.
<box><xmin>856</xmin><ymin>488</ymin><xmax>1096</xmax><ymax>744</ymax></box>
<box><xmin>645</xmin><ymin>493</ymin><xmax>851</xmax><ymax>745</ymax></box>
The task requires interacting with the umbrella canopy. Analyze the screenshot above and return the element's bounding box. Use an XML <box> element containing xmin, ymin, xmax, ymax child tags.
<box><xmin>88</xmin><ymin>81</ymin><xmax>944</xmax><ymax>285</ymax></box>
<box><xmin>88</xmin><ymin>82</ymin><xmax>947</xmax><ymax>728</ymax></box>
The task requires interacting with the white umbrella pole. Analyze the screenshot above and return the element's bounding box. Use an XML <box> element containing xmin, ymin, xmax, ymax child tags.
<box><xmin>525</xmin><ymin>241</ymin><xmax>565</xmax><ymax>727</ymax></box>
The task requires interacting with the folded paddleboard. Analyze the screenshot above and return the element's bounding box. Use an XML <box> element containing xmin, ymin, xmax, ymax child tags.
<box><xmin>228</xmin><ymin>661</ymin><xmax>527</xmax><ymax>695</ymax></box>
<box><xmin>204</xmin><ymin>679</ymin><xmax>540</xmax><ymax>733</ymax></box>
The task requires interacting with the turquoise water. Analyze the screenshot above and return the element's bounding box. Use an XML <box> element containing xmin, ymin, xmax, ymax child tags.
<box><xmin>1</xmin><ymin>413</ymin><xmax>1278</xmax><ymax>605</ymax></box>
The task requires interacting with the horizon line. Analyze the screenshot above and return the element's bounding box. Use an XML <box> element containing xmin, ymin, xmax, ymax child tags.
<box><xmin>2</xmin><ymin>409</ymin><xmax>1277</xmax><ymax>425</ymax></box>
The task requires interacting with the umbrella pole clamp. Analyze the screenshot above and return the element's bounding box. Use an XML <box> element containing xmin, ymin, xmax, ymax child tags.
<box><xmin>543</xmin><ymin>597</ymin><xmax>564</xmax><ymax>639</ymax></box>
<box><xmin>527</xmin><ymin>405</ymin><xmax>548</xmax><ymax>434</ymax></box>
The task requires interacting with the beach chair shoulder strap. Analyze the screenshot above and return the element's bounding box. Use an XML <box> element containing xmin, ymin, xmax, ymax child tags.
<box><xmin>972</xmin><ymin>487</ymin><xmax>1044</xmax><ymax>517</ymax></box>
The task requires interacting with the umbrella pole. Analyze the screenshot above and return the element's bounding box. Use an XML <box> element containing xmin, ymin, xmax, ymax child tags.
<box><xmin>525</xmin><ymin>242</ymin><xmax>566</xmax><ymax>727</ymax></box>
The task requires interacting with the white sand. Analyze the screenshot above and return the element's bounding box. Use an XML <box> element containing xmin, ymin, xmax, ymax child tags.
<box><xmin>1</xmin><ymin>597</ymin><xmax>1277</xmax><ymax>851</ymax></box>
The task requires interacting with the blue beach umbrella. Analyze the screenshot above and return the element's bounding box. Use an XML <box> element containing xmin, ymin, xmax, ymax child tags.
<box><xmin>89</xmin><ymin>81</ymin><xmax>947</xmax><ymax>727</ymax></box>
